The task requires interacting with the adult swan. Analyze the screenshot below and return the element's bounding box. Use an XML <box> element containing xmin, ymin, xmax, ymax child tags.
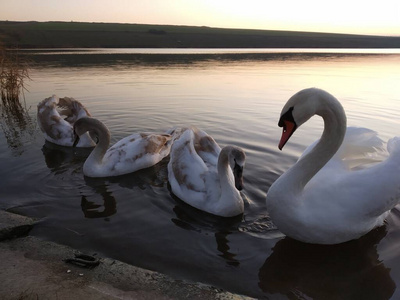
<box><xmin>266</xmin><ymin>88</ymin><xmax>400</xmax><ymax>244</ymax></box>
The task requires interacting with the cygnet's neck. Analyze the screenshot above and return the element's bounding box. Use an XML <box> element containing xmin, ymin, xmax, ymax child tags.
<box><xmin>84</xmin><ymin>119</ymin><xmax>111</xmax><ymax>167</ymax></box>
<box><xmin>216</xmin><ymin>146</ymin><xmax>243</xmax><ymax>216</ymax></box>
<box><xmin>217</xmin><ymin>146</ymin><xmax>235</xmax><ymax>189</ymax></box>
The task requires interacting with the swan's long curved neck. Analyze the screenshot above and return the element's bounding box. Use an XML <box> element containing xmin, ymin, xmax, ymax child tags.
<box><xmin>285</xmin><ymin>97</ymin><xmax>347</xmax><ymax>191</ymax></box>
<box><xmin>85</xmin><ymin>121</ymin><xmax>111</xmax><ymax>166</ymax></box>
<box><xmin>217</xmin><ymin>146</ymin><xmax>235</xmax><ymax>191</ymax></box>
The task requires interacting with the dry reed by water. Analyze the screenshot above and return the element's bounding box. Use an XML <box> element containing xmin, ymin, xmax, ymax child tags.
<box><xmin>0</xmin><ymin>46</ymin><xmax>30</xmax><ymax>103</ymax></box>
<box><xmin>0</xmin><ymin>45</ymin><xmax>35</xmax><ymax>154</ymax></box>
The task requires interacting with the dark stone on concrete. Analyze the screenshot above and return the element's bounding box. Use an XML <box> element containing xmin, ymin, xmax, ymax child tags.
<box><xmin>0</xmin><ymin>210</ymin><xmax>36</xmax><ymax>241</ymax></box>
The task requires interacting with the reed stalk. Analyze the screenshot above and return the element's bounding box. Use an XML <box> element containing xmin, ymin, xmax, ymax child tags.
<box><xmin>0</xmin><ymin>44</ymin><xmax>35</xmax><ymax>155</ymax></box>
<box><xmin>0</xmin><ymin>46</ymin><xmax>31</xmax><ymax>104</ymax></box>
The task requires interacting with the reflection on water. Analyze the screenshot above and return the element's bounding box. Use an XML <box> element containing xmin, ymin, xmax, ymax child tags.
<box><xmin>215</xmin><ymin>231</ymin><xmax>240</xmax><ymax>267</ymax></box>
<box><xmin>0</xmin><ymin>96</ymin><xmax>36</xmax><ymax>156</ymax></box>
<box><xmin>25</xmin><ymin>50</ymin><xmax>400</xmax><ymax>70</ymax></box>
<box><xmin>81</xmin><ymin>179</ymin><xmax>117</xmax><ymax>220</ymax></box>
<box><xmin>2</xmin><ymin>49</ymin><xmax>400</xmax><ymax>298</ymax></box>
<box><xmin>259</xmin><ymin>226</ymin><xmax>395</xmax><ymax>299</ymax></box>
<box><xmin>41</xmin><ymin>141</ymin><xmax>91</xmax><ymax>173</ymax></box>
<box><xmin>171</xmin><ymin>196</ymin><xmax>242</xmax><ymax>267</ymax></box>
<box><xmin>41</xmin><ymin>142</ymin><xmax>171</xmax><ymax>220</ymax></box>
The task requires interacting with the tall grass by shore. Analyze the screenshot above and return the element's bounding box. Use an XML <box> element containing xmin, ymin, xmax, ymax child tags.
<box><xmin>0</xmin><ymin>46</ymin><xmax>30</xmax><ymax>102</ymax></box>
<box><xmin>0</xmin><ymin>44</ymin><xmax>35</xmax><ymax>155</ymax></box>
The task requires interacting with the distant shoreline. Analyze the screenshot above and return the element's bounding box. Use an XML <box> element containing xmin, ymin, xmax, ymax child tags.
<box><xmin>1</xmin><ymin>21</ymin><xmax>400</xmax><ymax>49</ymax></box>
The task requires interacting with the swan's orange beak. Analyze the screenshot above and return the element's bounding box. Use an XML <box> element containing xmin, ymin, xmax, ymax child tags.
<box><xmin>278</xmin><ymin>120</ymin><xmax>296</xmax><ymax>150</ymax></box>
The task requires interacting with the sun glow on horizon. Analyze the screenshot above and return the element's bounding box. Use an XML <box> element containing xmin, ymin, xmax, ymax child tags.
<box><xmin>1</xmin><ymin>0</ymin><xmax>399</xmax><ymax>36</ymax></box>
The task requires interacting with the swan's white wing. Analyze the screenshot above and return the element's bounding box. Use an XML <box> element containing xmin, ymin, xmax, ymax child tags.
<box><xmin>192</xmin><ymin>129</ymin><xmax>223</xmax><ymax>202</ymax></box>
<box><xmin>103</xmin><ymin>132</ymin><xmax>172</xmax><ymax>176</ymax></box>
<box><xmin>58</xmin><ymin>97</ymin><xmax>92</xmax><ymax>123</ymax></box>
<box><xmin>301</xmin><ymin>127</ymin><xmax>386</xmax><ymax>171</ymax></box>
<box><xmin>192</xmin><ymin>127</ymin><xmax>221</xmax><ymax>168</ymax></box>
<box><xmin>168</xmin><ymin>129</ymin><xmax>210</xmax><ymax>204</ymax></box>
<box><xmin>303</xmin><ymin>132</ymin><xmax>400</xmax><ymax>226</ymax></box>
<box><xmin>305</xmin><ymin>127</ymin><xmax>388</xmax><ymax>193</ymax></box>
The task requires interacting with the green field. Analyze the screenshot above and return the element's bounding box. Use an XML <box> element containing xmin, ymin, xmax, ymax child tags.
<box><xmin>1</xmin><ymin>20</ymin><xmax>399</xmax><ymax>48</ymax></box>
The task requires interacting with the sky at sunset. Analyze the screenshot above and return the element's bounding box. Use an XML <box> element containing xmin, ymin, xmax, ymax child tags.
<box><xmin>1</xmin><ymin>0</ymin><xmax>399</xmax><ymax>36</ymax></box>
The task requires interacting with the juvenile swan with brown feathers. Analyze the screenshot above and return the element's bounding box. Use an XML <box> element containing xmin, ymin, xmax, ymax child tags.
<box><xmin>168</xmin><ymin>127</ymin><xmax>246</xmax><ymax>217</ymax></box>
<box><xmin>37</xmin><ymin>95</ymin><xmax>96</xmax><ymax>147</ymax></box>
<box><xmin>73</xmin><ymin>117</ymin><xmax>178</xmax><ymax>178</ymax></box>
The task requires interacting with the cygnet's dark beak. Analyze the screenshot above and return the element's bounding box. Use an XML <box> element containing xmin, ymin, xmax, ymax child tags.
<box><xmin>233</xmin><ymin>163</ymin><xmax>244</xmax><ymax>191</ymax></box>
<box><xmin>73</xmin><ymin>134</ymin><xmax>80</xmax><ymax>147</ymax></box>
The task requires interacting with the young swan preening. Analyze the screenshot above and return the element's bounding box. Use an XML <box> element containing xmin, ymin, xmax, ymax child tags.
<box><xmin>168</xmin><ymin>127</ymin><xmax>246</xmax><ymax>217</ymax></box>
<box><xmin>37</xmin><ymin>95</ymin><xmax>96</xmax><ymax>147</ymax></box>
<box><xmin>266</xmin><ymin>88</ymin><xmax>400</xmax><ymax>244</ymax></box>
<box><xmin>73</xmin><ymin>117</ymin><xmax>176</xmax><ymax>178</ymax></box>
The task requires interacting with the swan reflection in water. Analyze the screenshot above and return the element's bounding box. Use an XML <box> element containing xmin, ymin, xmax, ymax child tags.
<box><xmin>81</xmin><ymin>177</ymin><xmax>117</xmax><ymax>219</ymax></box>
<box><xmin>171</xmin><ymin>193</ymin><xmax>242</xmax><ymax>267</ymax></box>
<box><xmin>41</xmin><ymin>142</ymin><xmax>171</xmax><ymax>219</ymax></box>
<box><xmin>80</xmin><ymin>161</ymin><xmax>170</xmax><ymax>219</ymax></box>
<box><xmin>258</xmin><ymin>225</ymin><xmax>395</xmax><ymax>299</ymax></box>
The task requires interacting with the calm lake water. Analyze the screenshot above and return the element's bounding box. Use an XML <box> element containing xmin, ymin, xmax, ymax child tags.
<box><xmin>2</xmin><ymin>48</ymin><xmax>400</xmax><ymax>299</ymax></box>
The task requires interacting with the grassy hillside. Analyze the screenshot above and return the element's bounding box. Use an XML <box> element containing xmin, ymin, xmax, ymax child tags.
<box><xmin>1</xmin><ymin>21</ymin><xmax>399</xmax><ymax>48</ymax></box>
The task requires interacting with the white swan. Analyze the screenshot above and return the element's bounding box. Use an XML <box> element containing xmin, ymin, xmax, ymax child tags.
<box><xmin>37</xmin><ymin>95</ymin><xmax>96</xmax><ymax>147</ymax></box>
<box><xmin>168</xmin><ymin>127</ymin><xmax>246</xmax><ymax>217</ymax></box>
<box><xmin>266</xmin><ymin>88</ymin><xmax>400</xmax><ymax>244</ymax></box>
<box><xmin>73</xmin><ymin>117</ymin><xmax>176</xmax><ymax>178</ymax></box>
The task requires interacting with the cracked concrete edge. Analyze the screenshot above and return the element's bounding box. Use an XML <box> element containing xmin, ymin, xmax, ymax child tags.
<box><xmin>0</xmin><ymin>210</ymin><xmax>254</xmax><ymax>299</ymax></box>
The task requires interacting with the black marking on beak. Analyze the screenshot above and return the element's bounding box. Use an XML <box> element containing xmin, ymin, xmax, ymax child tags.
<box><xmin>278</xmin><ymin>107</ymin><xmax>297</xmax><ymax>150</ymax></box>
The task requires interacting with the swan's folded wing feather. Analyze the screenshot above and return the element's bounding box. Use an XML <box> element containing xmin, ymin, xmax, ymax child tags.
<box><xmin>192</xmin><ymin>127</ymin><xmax>221</xmax><ymax>167</ymax></box>
<box><xmin>301</xmin><ymin>127</ymin><xmax>386</xmax><ymax>171</ymax></box>
<box><xmin>304</xmin><ymin>150</ymin><xmax>400</xmax><ymax>222</ymax></box>
<box><xmin>303</xmin><ymin>127</ymin><xmax>392</xmax><ymax>214</ymax></box>
<box><xmin>103</xmin><ymin>133</ymin><xmax>171</xmax><ymax>174</ymax></box>
<box><xmin>142</xmin><ymin>133</ymin><xmax>172</xmax><ymax>155</ymax></box>
<box><xmin>168</xmin><ymin>129</ymin><xmax>209</xmax><ymax>203</ymax></box>
<box><xmin>59</xmin><ymin>97</ymin><xmax>92</xmax><ymax>123</ymax></box>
